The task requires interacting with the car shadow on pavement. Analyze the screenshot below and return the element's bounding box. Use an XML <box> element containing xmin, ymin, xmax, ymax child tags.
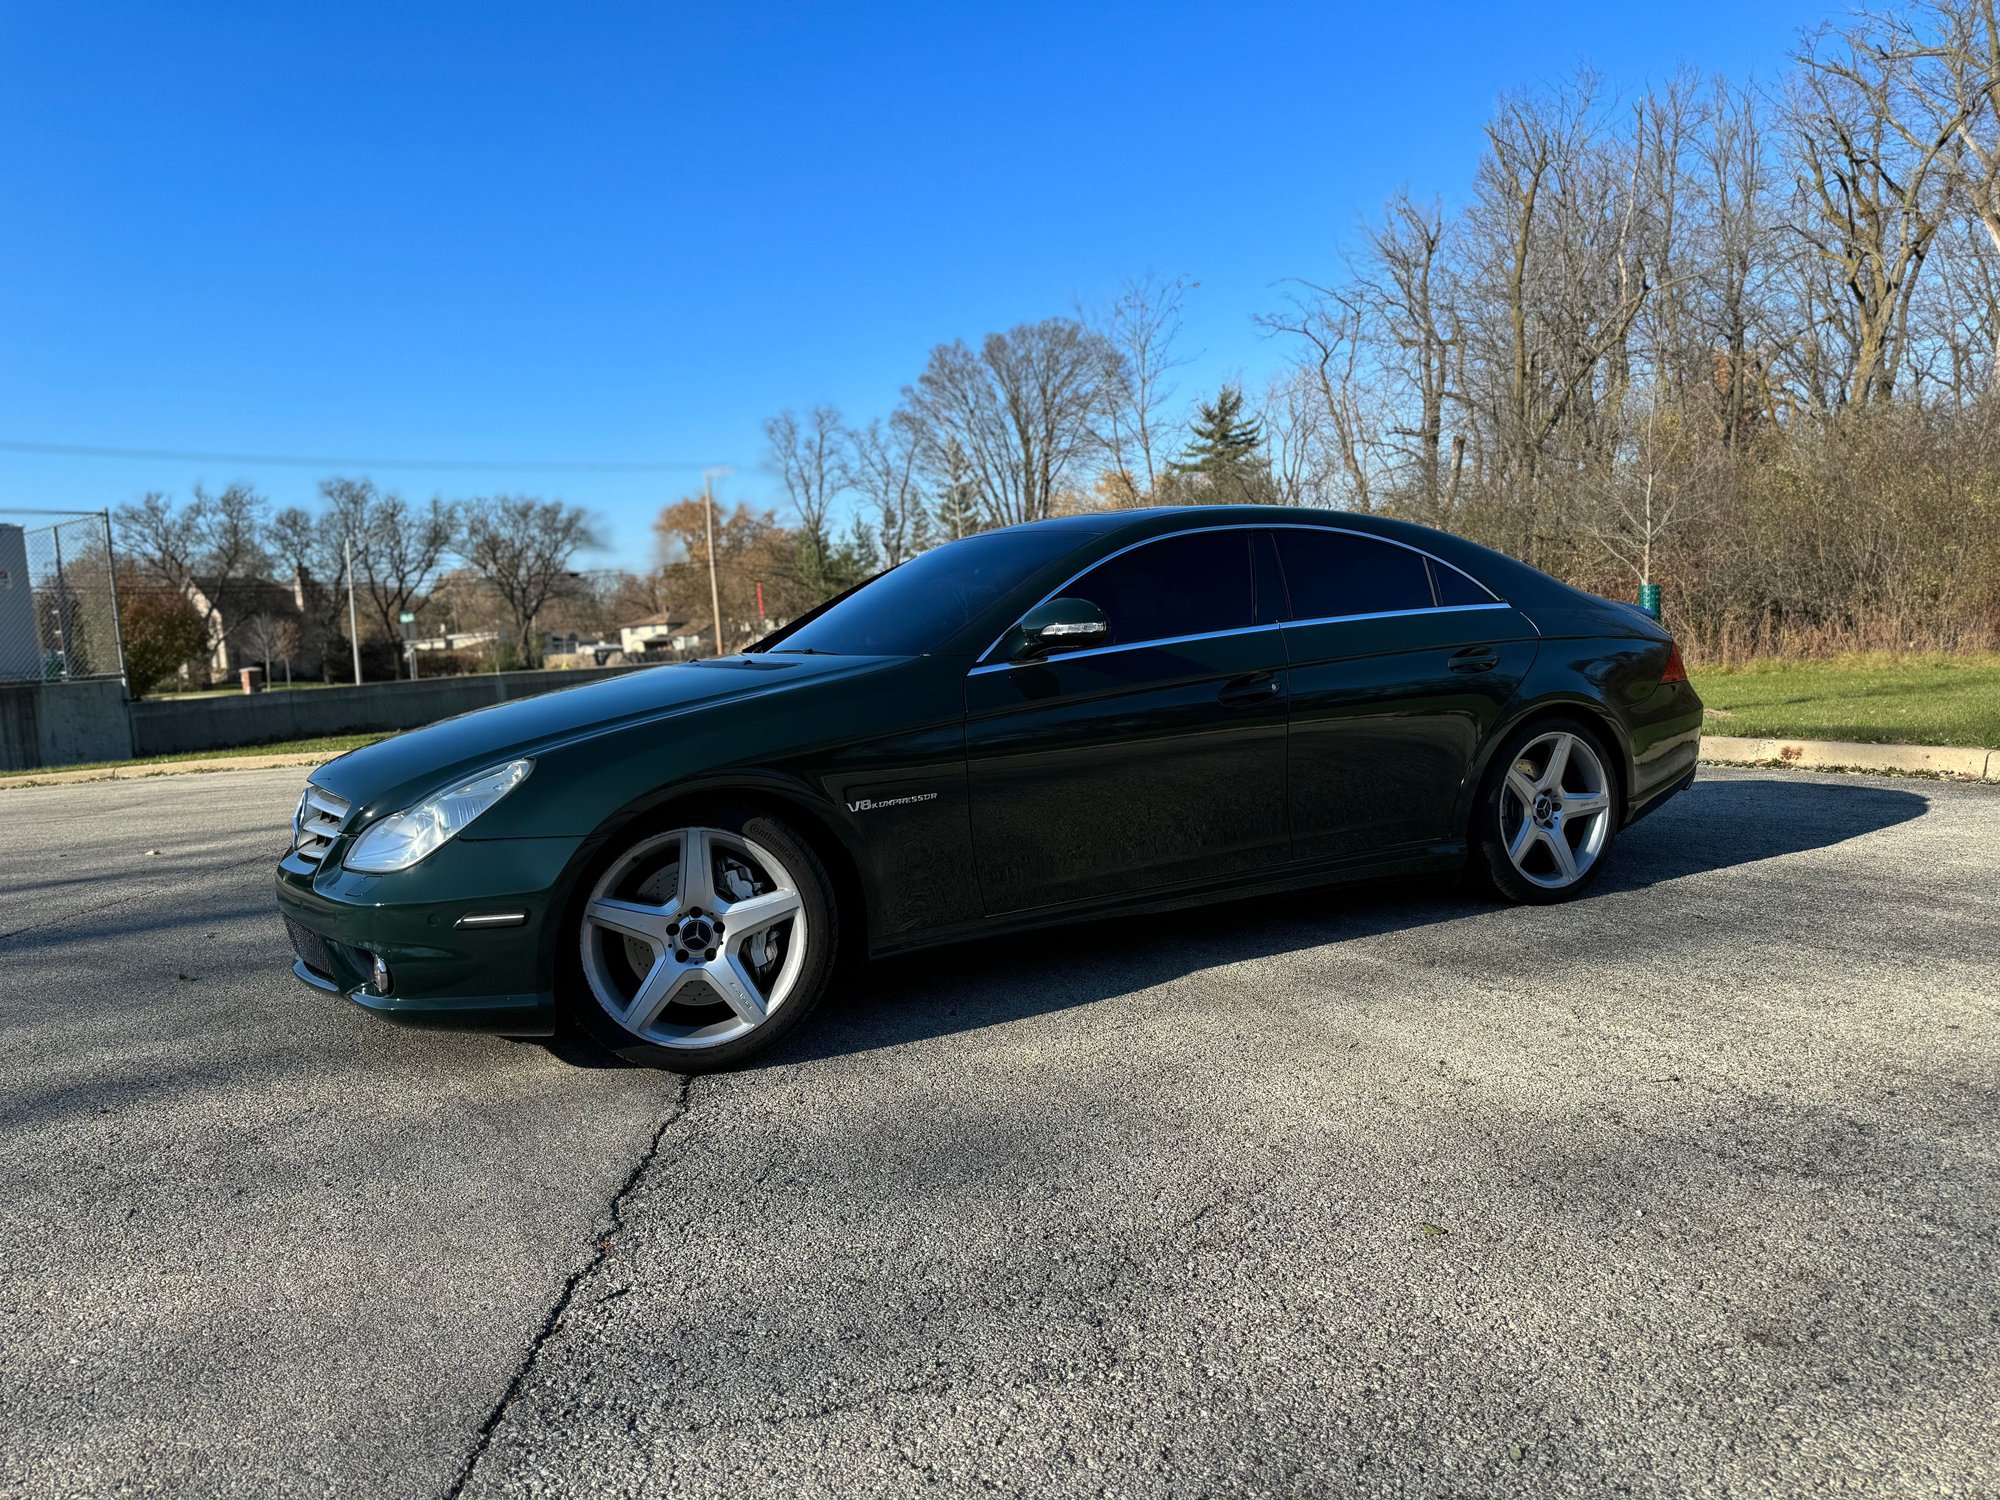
<box><xmin>750</xmin><ymin>773</ymin><xmax>1931</xmax><ymax>1071</ymax></box>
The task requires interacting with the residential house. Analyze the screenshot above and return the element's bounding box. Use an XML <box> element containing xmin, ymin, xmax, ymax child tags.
<box><xmin>184</xmin><ymin>570</ymin><xmax>321</xmax><ymax>681</ymax></box>
<box><xmin>617</xmin><ymin>612</ymin><xmax>711</xmax><ymax>657</ymax></box>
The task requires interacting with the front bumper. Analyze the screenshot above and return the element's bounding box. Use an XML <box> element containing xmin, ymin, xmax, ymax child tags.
<box><xmin>275</xmin><ymin>832</ymin><xmax>586</xmax><ymax>1021</ymax></box>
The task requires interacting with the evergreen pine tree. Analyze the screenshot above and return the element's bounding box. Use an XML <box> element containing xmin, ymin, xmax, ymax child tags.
<box><xmin>826</xmin><ymin>513</ymin><xmax>883</xmax><ymax>587</ymax></box>
<box><xmin>1173</xmin><ymin>384</ymin><xmax>1264</xmax><ymax>476</ymax></box>
<box><xmin>932</xmin><ymin>439</ymin><xmax>984</xmax><ymax>539</ymax></box>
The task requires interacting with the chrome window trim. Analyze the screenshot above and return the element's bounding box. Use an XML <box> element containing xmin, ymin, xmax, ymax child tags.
<box><xmin>965</xmin><ymin>604</ymin><xmax>1510</xmax><ymax>677</ymax></box>
<box><xmin>1285</xmin><ymin>602</ymin><xmax>1510</xmax><ymax>630</ymax></box>
<box><xmin>968</xmin><ymin>621</ymin><xmax>1283</xmax><ymax>676</ymax></box>
<box><xmin>971</xmin><ymin>522</ymin><xmax>1507</xmax><ymax>670</ymax></box>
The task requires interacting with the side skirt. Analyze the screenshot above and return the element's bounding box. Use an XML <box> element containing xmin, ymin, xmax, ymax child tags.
<box><xmin>869</xmin><ymin>842</ymin><xmax>1467</xmax><ymax>959</ymax></box>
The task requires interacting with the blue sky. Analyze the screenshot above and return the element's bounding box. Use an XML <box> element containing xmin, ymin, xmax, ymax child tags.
<box><xmin>0</xmin><ymin>1</ymin><xmax>1828</xmax><ymax>565</ymax></box>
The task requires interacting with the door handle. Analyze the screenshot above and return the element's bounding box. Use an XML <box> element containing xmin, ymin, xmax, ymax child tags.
<box><xmin>1449</xmin><ymin>647</ymin><xmax>1500</xmax><ymax>674</ymax></box>
<box><xmin>1219</xmin><ymin>672</ymin><xmax>1283</xmax><ymax>706</ymax></box>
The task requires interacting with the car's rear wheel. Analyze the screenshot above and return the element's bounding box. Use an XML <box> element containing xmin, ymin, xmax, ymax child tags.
<box><xmin>563</xmin><ymin>805</ymin><xmax>839</xmax><ymax>1071</ymax></box>
<box><xmin>1470</xmin><ymin>718</ymin><xmax>1619</xmax><ymax>904</ymax></box>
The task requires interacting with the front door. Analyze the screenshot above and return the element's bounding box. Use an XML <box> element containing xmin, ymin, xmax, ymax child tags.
<box><xmin>964</xmin><ymin>529</ymin><xmax>1291</xmax><ymax>915</ymax></box>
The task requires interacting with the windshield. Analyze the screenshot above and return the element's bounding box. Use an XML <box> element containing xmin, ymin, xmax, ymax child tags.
<box><xmin>762</xmin><ymin>528</ymin><xmax>1091</xmax><ymax>657</ymax></box>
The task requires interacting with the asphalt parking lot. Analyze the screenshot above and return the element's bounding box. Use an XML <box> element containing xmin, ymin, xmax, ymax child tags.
<box><xmin>1</xmin><ymin>764</ymin><xmax>1995</xmax><ymax>1499</ymax></box>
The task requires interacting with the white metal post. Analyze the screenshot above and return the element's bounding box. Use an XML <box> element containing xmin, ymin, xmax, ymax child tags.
<box><xmin>344</xmin><ymin>534</ymin><xmax>363</xmax><ymax>684</ymax></box>
<box><xmin>703</xmin><ymin>469</ymin><xmax>728</xmax><ymax>657</ymax></box>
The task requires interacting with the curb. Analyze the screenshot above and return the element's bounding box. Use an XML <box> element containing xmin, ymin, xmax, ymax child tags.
<box><xmin>1700</xmin><ymin>735</ymin><xmax>1998</xmax><ymax>780</ymax></box>
<box><xmin>0</xmin><ymin>750</ymin><xmax>337</xmax><ymax>790</ymax></box>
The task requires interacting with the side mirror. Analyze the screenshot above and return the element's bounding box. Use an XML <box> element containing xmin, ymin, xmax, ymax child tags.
<box><xmin>1010</xmin><ymin>597</ymin><xmax>1110</xmax><ymax>661</ymax></box>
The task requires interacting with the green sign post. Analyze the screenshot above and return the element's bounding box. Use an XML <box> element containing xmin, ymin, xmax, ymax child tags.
<box><xmin>1639</xmin><ymin>583</ymin><xmax>1662</xmax><ymax>618</ymax></box>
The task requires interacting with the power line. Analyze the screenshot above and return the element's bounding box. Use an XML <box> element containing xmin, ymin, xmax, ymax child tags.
<box><xmin>0</xmin><ymin>439</ymin><xmax>729</xmax><ymax>475</ymax></box>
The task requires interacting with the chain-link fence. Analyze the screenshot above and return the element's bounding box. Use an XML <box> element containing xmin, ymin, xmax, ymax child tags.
<box><xmin>0</xmin><ymin>510</ymin><xmax>126</xmax><ymax>684</ymax></box>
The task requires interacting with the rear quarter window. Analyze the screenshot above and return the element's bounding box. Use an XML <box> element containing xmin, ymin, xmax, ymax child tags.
<box><xmin>1429</xmin><ymin>557</ymin><xmax>1498</xmax><ymax>607</ymax></box>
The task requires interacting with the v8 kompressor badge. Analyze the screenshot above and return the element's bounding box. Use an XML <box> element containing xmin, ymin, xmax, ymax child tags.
<box><xmin>847</xmin><ymin>791</ymin><xmax>939</xmax><ymax>814</ymax></box>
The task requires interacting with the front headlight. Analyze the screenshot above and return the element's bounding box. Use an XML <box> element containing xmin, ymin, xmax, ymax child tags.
<box><xmin>342</xmin><ymin>759</ymin><xmax>534</xmax><ymax>873</ymax></box>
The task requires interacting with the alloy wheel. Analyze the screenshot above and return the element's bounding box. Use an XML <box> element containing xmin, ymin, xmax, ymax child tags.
<box><xmin>1497</xmin><ymin>730</ymin><xmax>1613</xmax><ymax>891</ymax></box>
<box><xmin>579</xmin><ymin>826</ymin><xmax>809</xmax><ymax>1050</ymax></box>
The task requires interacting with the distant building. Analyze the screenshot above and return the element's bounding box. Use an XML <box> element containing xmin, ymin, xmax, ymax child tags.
<box><xmin>617</xmin><ymin>612</ymin><xmax>710</xmax><ymax>656</ymax></box>
<box><xmin>183</xmin><ymin>571</ymin><xmax>321</xmax><ymax>680</ymax></box>
<box><xmin>412</xmin><ymin>628</ymin><xmax>620</xmax><ymax>664</ymax></box>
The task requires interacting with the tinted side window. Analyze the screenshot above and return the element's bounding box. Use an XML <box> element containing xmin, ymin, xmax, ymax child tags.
<box><xmin>1251</xmin><ymin>529</ymin><xmax>1290</xmax><ymax>624</ymax></box>
<box><xmin>1429</xmin><ymin>557</ymin><xmax>1497</xmax><ymax>607</ymax></box>
<box><xmin>1275</xmin><ymin>530</ymin><xmax>1436</xmax><ymax>619</ymax></box>
<box><xmin>1063</xmin><ymin>532</ymin><xmax>1253</xmax><ymax>648</ymax></box>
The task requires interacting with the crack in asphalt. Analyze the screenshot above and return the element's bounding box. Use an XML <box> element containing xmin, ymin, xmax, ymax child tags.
<box><xmin>441</xmin><ymin>1075</ymin><xmax>696</xmax><ymax>1500</ymax></box>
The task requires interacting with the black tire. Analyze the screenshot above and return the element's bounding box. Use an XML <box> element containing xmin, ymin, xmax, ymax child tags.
<box><xmin>1467</xmin><ymin>715</ymin><xmax>1621</xmax><ymax>905</ymax></box>
<box><xmin>558</xmin><ymin>802</ymin><xmax>841</xmax><ymax>1072</ymax></box>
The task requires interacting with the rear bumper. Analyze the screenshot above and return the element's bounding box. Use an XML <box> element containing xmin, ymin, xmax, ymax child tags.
<box><xmin>1623</xmin><ymin>680</ymin><xmax>1703</xmax><ymax>816</ymax></box>
<box><xmin>1626</xmin><ymin>763</ymin><xmax>1696</xmax><ymax>827</ymax></box>
<box><xmin>275</xmin><ymin>833</ymin><xmax>583</xmax><ymax>1021</ymax></box>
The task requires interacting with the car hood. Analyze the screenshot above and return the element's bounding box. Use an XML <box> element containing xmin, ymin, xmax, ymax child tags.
<box><xmin>308</xmin><ymin>654</ymin><xmax>896</xmax><ymax>820</ymax></box>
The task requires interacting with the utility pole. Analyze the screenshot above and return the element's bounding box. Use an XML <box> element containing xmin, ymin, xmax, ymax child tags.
<box><xmin>344</xmin><ymin>534</ymin><xmax>363</xmax><ymax>684</ymax></box>
<box><xmin>703</xmin><ymin>467</ymin><xmax>731</xmax><ymax>657</ymax></box>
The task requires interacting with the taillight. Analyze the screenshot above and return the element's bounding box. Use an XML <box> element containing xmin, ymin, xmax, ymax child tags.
<box><xmin>1660</xmin><ymin>641</ymin><xmax>1687</xmax><ymax>684</ymax></box>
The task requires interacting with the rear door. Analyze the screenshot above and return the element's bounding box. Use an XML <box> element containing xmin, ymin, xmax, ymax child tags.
<box><xmin>964</xmin><ymin>529</ymin><xmax>1291</xmax><ymax>915</ymax></box>
<box><xmin>1272</xmin><ymin>527</ymin><xmax>1539</xmax><ymax>862</ymax></box>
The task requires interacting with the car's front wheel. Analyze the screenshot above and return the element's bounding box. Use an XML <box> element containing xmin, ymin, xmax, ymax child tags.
<box><xmin>562</xmin><ymin>805</ymin><xmax>839</xmax><ymax>1071</ymax></box>
<box><xmin>1469</xmin><ymin>718</ymin><xmax>1620</xmax><ymax>904</ymax></box>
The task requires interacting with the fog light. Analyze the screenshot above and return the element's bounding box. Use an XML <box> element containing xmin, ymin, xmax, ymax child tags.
<box><xmin>371</xmin><ymin>953</ymin><xmax>393</xmax><ymax>994</ymax></box>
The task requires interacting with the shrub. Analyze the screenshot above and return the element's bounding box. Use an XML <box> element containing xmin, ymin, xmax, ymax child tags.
<box><xmin>118</xmin><ymin>589</ymin><xmax>208</xmax><ymax>698</ymax></box>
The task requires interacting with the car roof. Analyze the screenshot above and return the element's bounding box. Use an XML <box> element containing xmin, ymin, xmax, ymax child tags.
<box><xmin>987</xmin><ymin>504</ymin><xmax>1595</xmax><ymax>616</ymax></box>
<box><xmin>995</xmin><ymin>504</ymin><xmax>1471</xmax><ymax>551</ymax></box>
<box><xmin>997</xmin><ymin>503</ymin><xmax>1423</xmax><ymax>535</ymax></box>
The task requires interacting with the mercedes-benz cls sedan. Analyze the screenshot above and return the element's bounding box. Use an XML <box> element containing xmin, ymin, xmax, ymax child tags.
<box><xmin>277</xmin><ymin>505</ymin><xmax>1702</xmax><ymax>1070</ymax></box>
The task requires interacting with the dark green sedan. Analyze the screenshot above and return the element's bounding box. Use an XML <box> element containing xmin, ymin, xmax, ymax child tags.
<box><xmin>277</xmin><ymin>505</ymin><xmax>1701</xmax><ymax>1070</ymax></box>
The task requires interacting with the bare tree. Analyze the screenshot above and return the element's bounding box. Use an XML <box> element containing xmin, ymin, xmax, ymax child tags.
<box><xmin>112</xmin><ymin>483</ymin><xmax>270</xmax><ymax>672</ymax></box>
<box><xmin>237</xmin><ymin>612</ymin><xmax>300</xmax><ymax>683</ymax></box>
<box><xmin>461</xmin><ymin>497</ymin><xmax>598</xmax><ymax>669</ymax></box>
<box><xmin>902</xmin><ymin>319</ymin><xmax>1111</xmax><ymax>528</ymax></box>
<box><xmin>765</xmin><ymin>407</ymin><xmax>849</xmax><ymax>587</ymax></box>
<box><xmin>1260</xmin><ymin>283</ymin><xmax>1380</xmax><ymax>509</ymax></box>
<box><xmin>265</xmin><ymin>503</ymin><xmax>347</xmax><ymax>673</ymax></box>
<box><xmin>1260</xmin><ymin>368</ymin><xmax>1327</xmax><ymax>505</ymax></box>
<box><xmin>1588</xmin><ymin>397</ymin><xmax>1708</xmax><ymax>590</ymax></box>
<box><xmin>1094</xmin><ymin>271</ymin><xmax>1196</xmax><ymax>496</ymax></box>
<box><xmin>1787</xmin><ymin>24</ymin><xmax>1961</xmax><ymax>405</ymax></box>
<box><xmin>1455</xmin><ymin>80</ymin><xmax>1654</xmax><ymax>557</ymax></box>
<box><xmin>1691</xmin><ymin>79</ymin><xmax>1785</xmax><ymax>446</ymax></box>
<box><xmin>848</xmin><ymin>413</ymin><xmax>929</xmax><ymax>566</ymax></box>
<box><xmin>315</xmin><ymin>478</ymin><xmax>457</xmax><ymax>674</ymax></box>
<box><xmin>1365</xmin><ymin>194</ymin><xmax>1463</xmax><ymax>512</ymax></box>
<box><xmin>1850</xmin><ymin>0</ymin><xmax>2000</xmax><ymax>385</ymax></box>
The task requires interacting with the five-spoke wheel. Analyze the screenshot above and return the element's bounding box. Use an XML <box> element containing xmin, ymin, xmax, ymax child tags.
<box><xmin>1472</xmin><ymin>719</ymin><xmax>1619</xmax><ymax>903</ymax></box>
<box><xmin>568</xmin><ymin>808</ymin><xmax>837</xmax><ymax>1067</ymax></box>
